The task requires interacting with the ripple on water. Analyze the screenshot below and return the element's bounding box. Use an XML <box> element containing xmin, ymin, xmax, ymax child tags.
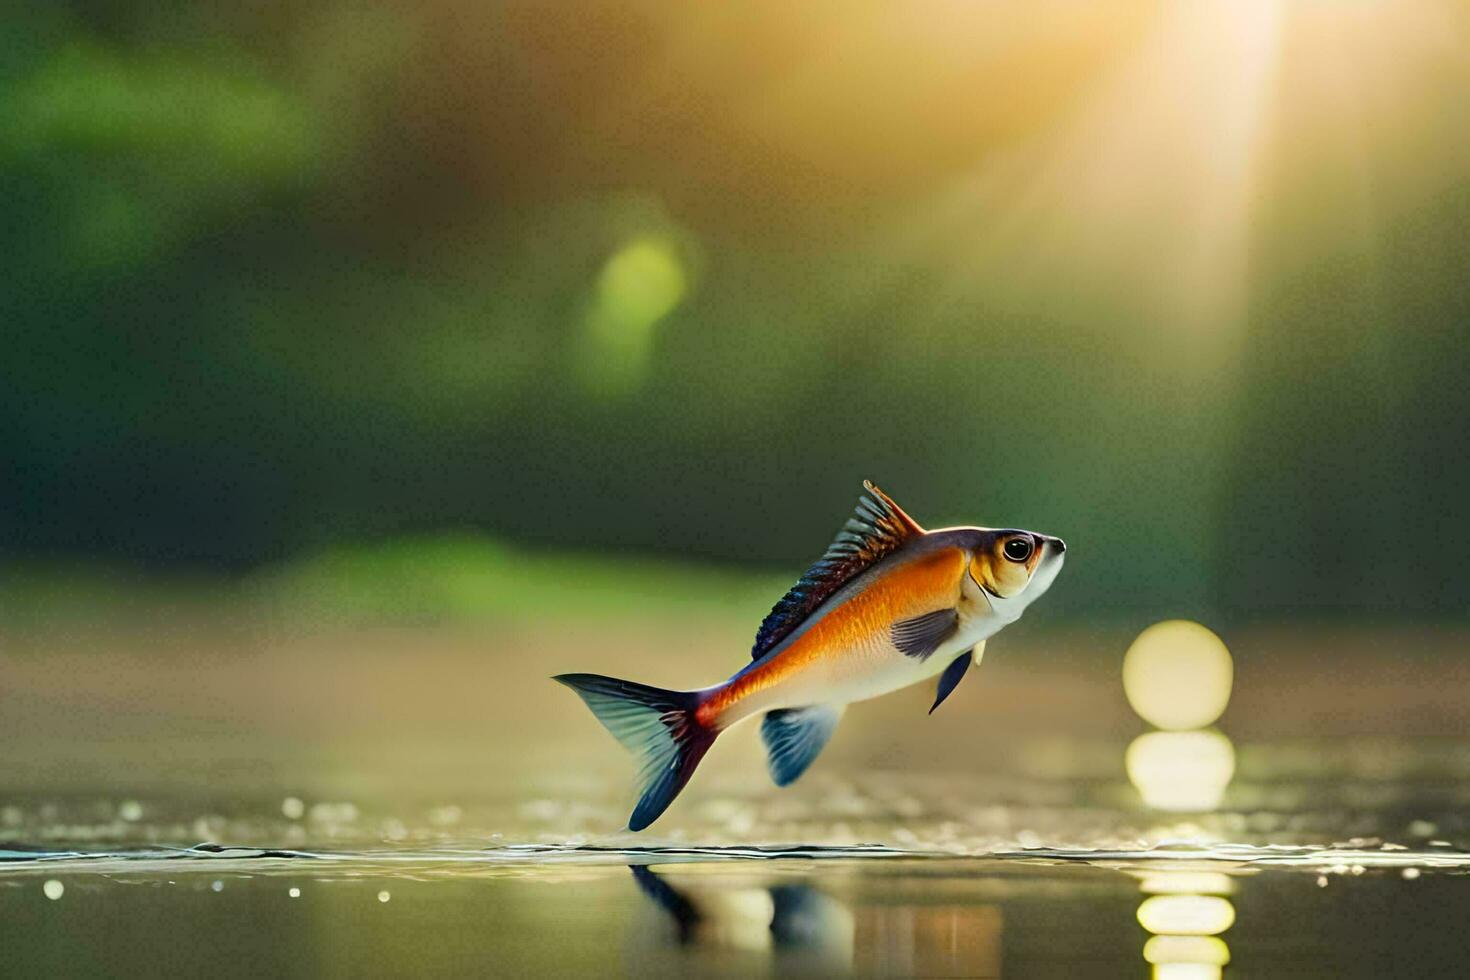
<box><xmin>2</xmin><ymin>839</ymin><xmax>1468</xmax><ymax>880</ymax></box>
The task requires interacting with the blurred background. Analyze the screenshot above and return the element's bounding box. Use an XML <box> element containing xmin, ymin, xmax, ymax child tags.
<box><xmin>5</xmin><ymin>0</ymin><xmax>1467</xmax><ymax>620</ymax></box>
<box><xmin>5</xmin><ymin>5</ymin><xmax>1470</xmax><ymax>974</ymax></box>
<box><xmin>3</xmin><ymin>0</ymin><xmax>1469</xmax><ymax>834</ymax></box>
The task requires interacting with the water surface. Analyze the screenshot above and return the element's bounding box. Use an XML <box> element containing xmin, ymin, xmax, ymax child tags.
<box><xmin>3</xmin><ymin>613</ymin><xmax>1468</xmax><ymax>976</ymax></box>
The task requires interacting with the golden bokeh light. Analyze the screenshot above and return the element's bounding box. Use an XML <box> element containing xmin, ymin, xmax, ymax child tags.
<box><xmin>1123</xmin><ymin>620</ymin><xmax>1233</xmax><ymax>731</ymax></box>
<box><xmin>1126</xmin><ymin>729</ymin><xmax>1236</xmax><ymax>812</ymax></box>
<box><xmin>579</xmin><ymin>235</ymin><xmax>688</xmax><ymax>392</ymax></box>
<box><xmin>593</xmin><ymin>238</ymin><xmax>687</xmax><ymax>338</ymax></box>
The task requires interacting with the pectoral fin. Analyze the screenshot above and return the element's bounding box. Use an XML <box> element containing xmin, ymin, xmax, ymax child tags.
<box><xmin>891</xmin><ymin>607</ymin><xmax>958</xmax><ymax>660</ymax></box>
<box><xmin>761</xmin><ymin>703</ymin><xmax>845</xmax><ymax>786</ymax></box>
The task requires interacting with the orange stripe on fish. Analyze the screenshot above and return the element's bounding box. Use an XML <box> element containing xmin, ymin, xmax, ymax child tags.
<box><xmin>698</xmin><ymin>547</ymin><xmax>966</xmax><ymax>726</ymax></box>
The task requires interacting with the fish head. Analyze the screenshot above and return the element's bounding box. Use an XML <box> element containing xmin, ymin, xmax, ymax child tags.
<box><xmin>967</xmin><ymin>529</ymin><xmax>1067</xmax><ymax>610</ymax></box>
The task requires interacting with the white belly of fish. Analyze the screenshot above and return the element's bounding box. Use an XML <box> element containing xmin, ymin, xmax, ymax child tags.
<box><xmin>826</xmin><ymin>568</ymin><xmax>1010</xmax><ymax>704</ymax></box>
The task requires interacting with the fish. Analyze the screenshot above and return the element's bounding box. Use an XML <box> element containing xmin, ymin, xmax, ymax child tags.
<box><xmin>554</xmin><ymin>481</ymin><xmax>1067</xmax><ymax>831</ymax></box>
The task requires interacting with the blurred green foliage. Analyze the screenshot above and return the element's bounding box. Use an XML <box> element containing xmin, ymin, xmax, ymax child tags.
<box><xmin>3</xmin><ymin>2</ymin><xmax>1467</xmax><ymax>624</ymax></box>
<box><xmin>263</xmin><ymin>533</ymin><xmax>785</xmax><ymax>625</ymax></box>
<box><xmin>0</xmin><ymin>532</ymin><xmax>786</xmax><ymax>632</ymax></box>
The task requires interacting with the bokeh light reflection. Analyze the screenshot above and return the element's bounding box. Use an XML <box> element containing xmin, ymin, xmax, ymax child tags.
<box><xmin>1153</xmin><ymin>964</ymin><xmax>1229</xmax><ymax>980</ymax></box>
<box><xmin>1126</xmin><ymin>730</ymin><xmax>1236</xmax><ymax>812</ymax></box>
<box><xmin>1144</xmin><ymin>935</ymin><xmax>1231</xmax><ymax>967</ymax></box>
<box><xmin>1137</xmin><ymin>895</ymin><xmax>1236</xmax><ymax>936</ymax></box>
<box><xmin>1136</xmin><ymin>872</ymin><xmax>1235</xmax><ymax>896</ymax></box>
<box><xmin>1124</xmin><ymin>621</ymin><xmax>1239</xmax><ymax>976</ymax></box>
<box><xmin>1135</xmin><ymin>871</ymin><xmax>1236</xmax><ymax>980</ymax></box>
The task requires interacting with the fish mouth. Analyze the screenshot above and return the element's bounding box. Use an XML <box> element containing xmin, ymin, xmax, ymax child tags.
<box><xmin>1028</xmin><ymin>544</ymin><xmax>1066</xmax><ymax>597</ymax></box>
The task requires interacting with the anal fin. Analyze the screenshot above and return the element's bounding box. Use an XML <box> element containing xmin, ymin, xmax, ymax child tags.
<box><xmin>929</xmin><ymin>643</ymin><xmax>987</xmax><ymax>714</ymax></box>
<box><xmin>761</xmin><ymin>704</ymin><xmax>845</xmax><ymax>786</ymax></box>
<box><xmin>930</xmin><ymin>648</ymin><xmax>975</xmax><ymax>714</ymax></box>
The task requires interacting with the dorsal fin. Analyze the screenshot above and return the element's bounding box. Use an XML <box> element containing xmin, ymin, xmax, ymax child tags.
<box><xmin>751</xmin><ymin>480</ymin><xmax>924</xmax><ymax>659</ymax></box>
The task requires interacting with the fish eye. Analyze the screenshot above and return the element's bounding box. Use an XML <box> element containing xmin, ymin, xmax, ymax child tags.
<box><xmin>1002</xmin><ymin>537</ymin><xmax>1033</xmax><ymax>563</ymax></box>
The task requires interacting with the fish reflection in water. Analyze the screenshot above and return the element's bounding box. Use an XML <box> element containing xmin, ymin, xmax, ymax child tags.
<box><xmin>631</xmin><ymin>864</ymin><xmax>854</xmax><ymax>966</ymax></box>
<box><xmin>629</xmin><ymin>866</ymin><xmax>1002</xmax><ymax>977</ymax></box>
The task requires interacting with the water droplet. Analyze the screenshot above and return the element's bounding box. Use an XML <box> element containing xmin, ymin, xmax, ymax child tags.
<box><xmin>211</xmin><ymin>880</ymin><xmax>224</xmax><ymax>893</ymax></box>
<box><xmin>520</xmin><ymin>799</ymin><xmax>560</xmax><ymax>822</ymax></box>
<box><xmin>118</xmin><ymin>800</ymin><xmax>143</xmax><ymax>822</ymax></box>
<box><xmin>378</xmin><ymin>891</ymin><xmax>391</xmax><ymax>903</ymax></box>
<box><xmin>288</xmin><ymin>887</ymin><xmax>301</xmax><ymax>899</ymax></box>
<box><xmin>1316</xmin><ymin>876</ymin><xmax>1329</xmax><ymax>888</ymax></box>
<box><xmin>43</xmin><ymin>880</ymin><xmax>64</xmax><ymax>900</ymax></box>
<box><xmin>281</xmin><ymin>797</ymin><xmax>305</xmax><ymax>820</ymax></box>
<box><xmin>1402</xmin><ymin>868</ymin><xmax>1421</xmax><ymax>880</ymax></box>
<box><xmin>308</xmin><ymin>801</ymin><xmax>358</xmax><ymax>824</ymax></box>
<box><xmin>428</xmin><ymin>805</ymin><xmax>462</xmax><ymax>827</ymax></box>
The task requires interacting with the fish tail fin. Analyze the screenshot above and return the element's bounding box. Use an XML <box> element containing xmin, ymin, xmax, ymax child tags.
<box><xmin>553</xmin><ymin>673</ymin><xmax>718</xmax><ymax>831</ymax></box>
